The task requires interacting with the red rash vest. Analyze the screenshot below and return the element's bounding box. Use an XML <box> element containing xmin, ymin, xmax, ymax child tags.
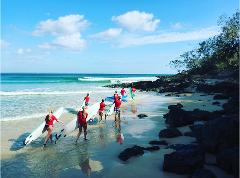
<box><xmin>78</xmin><ymin>111</ymin><xmax>88</xmax><ymax>125</ymax></box>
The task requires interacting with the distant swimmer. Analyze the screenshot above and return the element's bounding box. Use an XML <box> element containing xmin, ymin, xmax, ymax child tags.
<box><xmin>99</xmin><ymin>99</ymin><xmax>106</xmax><ymax>121</ymax></box>
<box><xmin>120</xmin><ymin>88</ymin><xmax>126</xmax><ymax>96</ymax></box>
<box><xmin>84</xmin><ymin>93</ymin><xmax>90</xmax><ymax>107</ymax></box>
<box><xmin>113</xmin><ymin>96</ymin><xmax>122</xmax><ymax>121</ymax></box>
<box><xmin>76</xmin><ymin>106</ymin><xmax>88</xmax><ymax>143</ymax></box>
<box><xmin>43</xmin><ymin>111</ymin><xmax>63</xmax><ymax>147</ymax></box>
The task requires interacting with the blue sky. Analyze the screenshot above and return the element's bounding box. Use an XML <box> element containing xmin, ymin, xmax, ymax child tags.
<box><xmin>1</xmin><ymin>0</ymin><xmax>238</xmax><ymax>74</ymax></box>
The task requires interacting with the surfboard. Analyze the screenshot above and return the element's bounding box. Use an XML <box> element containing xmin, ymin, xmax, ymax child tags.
<box><xmin>55</xmin><ymin>102</ymin><xmax>100</xmax><ymax>142</ymax></box>
<box><xmin>24</xmin><ymin>107</ymin><xmax>65</xmax><ymax>145</ymax></box>
<box><xmin>104</xmin><ymin>103</ymin><xmax>115</xmax><ymax>116</ymax></box>
<box><xmin>105</xmin><ymin>95</ymin><xmax>128</xmax><ymax>102</ymax></box>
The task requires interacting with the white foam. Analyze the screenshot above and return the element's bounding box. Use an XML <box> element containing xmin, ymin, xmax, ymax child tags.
<box><xmin>78</xmin><ymin>77</ymin><xmax>158</xmax><ymax>83</ymax></box>
<box><xmin>1</xmin><ymin>113</ymin><xmax>46</xmax><ymax>122</ymax></box>
<box><xmin>0</xmin><ymin>90</ymin><xmax>114</xmax><ymax>96</ymax></box>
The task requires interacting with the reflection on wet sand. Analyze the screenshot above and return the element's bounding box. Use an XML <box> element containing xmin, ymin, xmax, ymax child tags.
<box><xmin>115</xmin><ymin>120</ymin><xmax>124</xmax><ymax>145</ymax></box>
<box><xmin>131</xmin><ymin>103</ymin><xmax>137</xmax><ymax>114</ymax></box>
<box><xmin>79</xmin><ymin>158</ymin><xmax>91</xmax><ymax>176</ymax></box>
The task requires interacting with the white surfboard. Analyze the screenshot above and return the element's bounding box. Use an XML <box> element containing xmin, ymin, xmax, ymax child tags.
<box><xmin>104</xmin><ymin>103</ymin><xmax>115</xmax><ymax>116</ymax></box>
<box><xmin>24</xmin><ymin>107</ymin><xmax>65</xmax><ymax>145</ymax></box>
<box><xmin>55</xmin><ymin>102</ymin><xmax>100</xmax><ymax>142</ymax></box>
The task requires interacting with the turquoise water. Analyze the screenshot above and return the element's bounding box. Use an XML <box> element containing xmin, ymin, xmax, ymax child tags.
<box><xmin>1</xmin><ymin>73</ymin><xmax>159</xmax><ymax>120</ymax></box>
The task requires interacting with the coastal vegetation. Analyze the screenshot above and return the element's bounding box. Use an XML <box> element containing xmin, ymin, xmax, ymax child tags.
<box><xmin>170</xmin><ymin>11</ymin><xmax>239</xmax><ymax>75</ymax></box>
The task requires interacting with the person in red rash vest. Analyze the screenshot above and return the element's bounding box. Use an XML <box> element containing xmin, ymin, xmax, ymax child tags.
<box><xmin>113</xmin><ymin>91</ymin><xmax>119</xmax><ymax>101</ymax></box>
<box><xmin>120</xmin><ymin>88</ymin><xmax>126</xmax><ymax>96</ymax></box>
<box><xmin>113</xmin><ymin>96</ymin><xmax>121</xmax><ymax>121</ymax></box>
<box><xmin>76</xmin><ymin>106</ymin><xmax>88</xmax><ymax>143</ymax></box>
<box><xmin>84</xmin><ymin>93</ymin><xmax>90</xmax><ymax>106</ymax></box>
<box><xmin>43</xmin><ymin>111</ymin><xmax>63</xmax><ymax>147</ymax></box>
<box><xmin>99</xmin><ymin>99</ymin><xmax>106</xmax><ymax>121</ymax></box>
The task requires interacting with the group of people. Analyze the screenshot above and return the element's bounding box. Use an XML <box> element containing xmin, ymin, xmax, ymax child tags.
<box><xmin>43</xmin><ymin>86</ymin><xmax>136</xmax><ymax>147</ymax></box>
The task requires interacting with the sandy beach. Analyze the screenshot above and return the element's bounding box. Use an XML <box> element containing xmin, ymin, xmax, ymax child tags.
<box><xmin>1</xmin><ymin>90</ymin><xmax>234</xmax><ymax>178</ymax></box>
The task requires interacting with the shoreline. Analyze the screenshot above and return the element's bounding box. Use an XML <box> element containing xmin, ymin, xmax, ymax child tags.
<box><xmin>106</xmin><ymin>70</ymin><xmax>238</xmax><ymax>178</ymax></box>
<box><xmin>1</xmin><ymin>77</ymin><xmax>238</xmax><ymax>178</ymax></box>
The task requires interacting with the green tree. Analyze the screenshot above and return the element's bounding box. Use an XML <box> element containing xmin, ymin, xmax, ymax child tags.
<box><xmin>170</xmin><ymin>11</ymin><xmax>239</xmax><ymax>74</ymax></box>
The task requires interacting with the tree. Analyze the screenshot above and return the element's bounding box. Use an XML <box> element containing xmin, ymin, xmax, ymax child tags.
<box><xmin>170</xmin><ymin>11</ymin><xmax>239</xmax><ymax>74</ymax></box>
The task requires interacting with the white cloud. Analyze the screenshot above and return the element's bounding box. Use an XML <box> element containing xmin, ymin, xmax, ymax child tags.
<box><xmin>38</xmin><ymin>43</ymin><xmax>53</xmax><ymax>49</ymax></box>
<box><xmin>171</xmin><ymin>22</ymin><xmax>183</xmax><ymax>30</ymax></box>
<box><xmin>17</xmin><ymin>48</ymin><xmax>32</xmax><ymax>54</ymax></box>
<box><xmin>33</xmin><ymin>14</ymin><xmax>89</xmax><ymax>36</ymax></box>
<box><xmin>112</xmin><ymin>10</ymin><xmax>160</xmax><ymax>32</ymax></box>
<box><xmin>53</xmin><ymin>34</ymin><xmax>86</xmax><ymax>50</ymax></box>
<box><xmin>34</xmin><ymin>14</ymin><xmax>89</xmax><ymax>50</ymax></box>
<box><xmin>118</xmin><ymin>26</ymin><xmax>219</xmax><ymax>47</ymax></box>
<box><xmin>91</xmin><ymin>28</ymin><xmax>122</xmax><ymax>40</ymax></box>
<box><xmin>1</xmin><ymin>40</ymin><xmax>10</xmax><ymax>49</ymax></box>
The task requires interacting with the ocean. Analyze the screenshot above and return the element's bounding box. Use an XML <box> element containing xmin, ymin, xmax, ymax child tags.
<box><xmin>1</xmin><ymin>73</ymin><xmax>193</xmax><ymax>178</ymax></box>
<box><xmin>1</xmin><ymin>73</ymin><xmax>159</xmax><ymax>121</ymax></box>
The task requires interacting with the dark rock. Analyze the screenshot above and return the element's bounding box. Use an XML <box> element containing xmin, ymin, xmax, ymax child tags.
<box><xmin>164</xmin><ymin>107</ymin><xmax>212</xmax><ymax>127</ymax></box>
<box><xmin>212</xmin><ymin>101</ymin><xmax>220</xmax><ymax>105</ymax></box>
<box><xmin>216</xmin><ymin>148</ymin><xmax>239</xmax><ymax>177</ymax></box>
<box><xmin>194</xmin><ymin>116</ymin><xmax>239</xmax><ymax>153</ymax></box>
<box><xmin>213</xmin><ymin>94</ymin><xmax>229</xmax><ymax>100</ymax></box>
<box><xmin>167</xmin><ymin>144</ymin><xmax>199</xmax><ymax>151</ymax></box>
<box><xmin>222</xmin><ymin>97</ymin><xmax>239</xmax><ymax>114</ymax></box>
<box><xmin>118</xmin><ymin>145</ymin><xmax>144</xmax><ymax>161</ymax></box>
<box><xmin>149</xmin><ymin>140</ymin><xmax>168</xmax><ymax>145</ymax></box>
<box><xmin>191</xmin><ymin>109</ymin><xmax>214</xmax><ymax>121</ymax></box>
<box><xmin>189</xmin><ymin>169</ymin><xmax>217</xmax><ymax>178</ymax></box>
<box><xmin>168</xmin><ymin>103</ymin><xmax>183</xmax><ymax>110</ymax></box>
<box><xmin>164</xmin><ymin>108</ymin><xmax>195</xmax><ymax>127</ymax></box>
<box><xmin>137</xmin><ymin>114</ymin><xmax>148</xmax><ymax>118</ymax></box>
<box><xmin>143</xmin><ymin>146</ymin><xmax>160</xmax><ymax>151</ymax></box>
<box><xmin>163</xmin><ymin>144</ymin><xmax>205</xmax><ymax>174</ymax></box>
<box><xmin>159</xmin><ymin>128</ymin><xmax>182</xmax><ymax>138</ymax></box>
<box><xmin>196</xmin><ymin>81</ymin><xmax>239</xmax><ymax>96</ymax></box>
<box><xmin>184</xmin><ymin>131</ymin><xmax>195</xmax><ymax>137</ymax></box>
<box><xmin>189</xmin><ymin>124</ymin><xmax>204</xmax><ymax>138</ymax></box>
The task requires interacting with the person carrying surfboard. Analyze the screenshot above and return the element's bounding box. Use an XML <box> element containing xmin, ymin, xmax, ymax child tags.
<box><xmin>76</xmin><ymin>106</ymin><xmax>88</xmax><ymax>143</ymax></box>
<box><xmin>43</xmin><ymin>111</ymin><xmax>63</xmax><ymax>147</ymax></box>
<box><xmin>113</xmin><ymin>91</ymin><xmax>119</xmax><ymax>101</ymax></box>
<box><xmin>84</xmin><ymin>93</ymin><xmax>90</xmax><ymax>107</ymax></box>
<box><xmin>99</xmin><ymin>99</ymin><xmax>106</xmax><ymax>121</ymax></box>
<box><xmin>113</xmin><ymin>96</ymin><xmax>121</xmax><ymax>121</ymax></box>
<box><xmin>120</xmin><ymin>88</ymin><xmax>126</xmax><ymax>96</ymax></box>
<box><xmin>130</xmin><ymin>85</ymin><xmax>136</xmax><ymax>100</ymax></box>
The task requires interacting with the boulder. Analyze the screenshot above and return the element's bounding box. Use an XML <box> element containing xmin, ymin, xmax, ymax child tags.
<box><xmin>212</xmin><ymin>101</ymin><xmax>220</xmax><ymax>105</ymax></box>
<box><xmin>137</xmin><ymin>114</ymin><xmax>148</xmax><ymax>118</ymax></box>
<box><xmin>164</xmin><ymin>107</ymin><xmax>213</xmax><ymax>127</ymax></box>
<box><xmin>159</xmin><ymin>128</ymin><xmax>182</xmax><ymax>138</ymax></box>
<box><xmin>168</xmin><ymin>103</ymin><xmax>183</xmax><ymax>110</ymax></box>
<box><xmin>163</xmin><ymin>144</ymin><xmax>205</xmax><ymax>174</ymax></box>
<box><xmin>189</xmin><ymin>169</ymin><xmax>216</xmax><ymax>178</ymax></box>
<box><xmin>213</xmin><ymin>94</ymin><xmax>229</xmax><ymax>100</ymax></box>
<box><xmin>143</xmin><ymin>146</ymin><xmax>160</xmax><ymax>151</ymax></box>
<box><xmin>118</xmin><ymin>145</ymin><xmax>160</xmax><ymax>161</ymax></box>
<box><xmin>196</xmin><ymin>82</ymin><xmax>239</xmax><ymax>97</ymax></box>
<box><xmin>149</xmin><ymin>140</ymin><xmax>168</xmax><ymax>146</ymax></box>
<box><xmin>216</xmin><ymin>148</ymin><xmax>239</xmax><ymax>177</ymax></box>
<box><xmin>118</xmin><ymin>145</ymin><xmax>144</xmax><ymax>161</ymax></box>
<box><xmin>194</xmin><ymin>116</ymin><xmax>239</xmax><ymax>153</ymax></box>
<box><xmin>222</xmin><ymin>97</ymin><xmax>239</xmax><ymax>114</ymax></box>
<box><xmin>184</xmin><ymin>131</ymin><xmax>195</xmax><ymax>137</ymax></box>
<box><xmin>164</xmin><ymin>108</ymin><xmax>195</xmax><ymax>127</ymax></box>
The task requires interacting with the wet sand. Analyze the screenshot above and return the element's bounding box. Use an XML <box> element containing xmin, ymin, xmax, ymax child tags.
<box><xmin>1</xmin><ymin>92</ymin><xmax>233</xmax><ymax>178</ymax></box>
